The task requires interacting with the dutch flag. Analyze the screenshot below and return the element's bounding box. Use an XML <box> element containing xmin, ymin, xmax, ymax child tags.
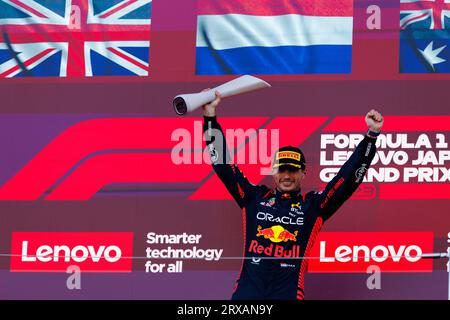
<box><xmin>196</xmin><ymin>0</ymin><xmax>354</xmax><ymax>75</ymax></box>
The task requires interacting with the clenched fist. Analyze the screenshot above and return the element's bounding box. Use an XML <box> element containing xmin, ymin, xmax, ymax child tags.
<box><xmin>365</xmin><ymin>109</ymin><xmax>384</xmax><ymax>133</ymax></box>
<box><xmin>202</xmin><ymin>90</ymin><xmax>221</xmax><ymax>117</ymax></box>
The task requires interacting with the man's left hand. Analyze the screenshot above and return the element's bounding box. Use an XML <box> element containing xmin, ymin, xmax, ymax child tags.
<box><xmin>365</xmin><ymin>109</ymin><xmax>384</xmax><ymax>132</ymax></box>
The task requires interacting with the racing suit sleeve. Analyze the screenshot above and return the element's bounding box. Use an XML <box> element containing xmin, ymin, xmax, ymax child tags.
<box><xmin>316</xmin><ymin>135</ymin><xmax>377</xmax><ymax>221</ymax></box>
<box><xmin>203</xmin><ymin>116</ymin><xmax>258</xmax><ymax>208</ymax></box>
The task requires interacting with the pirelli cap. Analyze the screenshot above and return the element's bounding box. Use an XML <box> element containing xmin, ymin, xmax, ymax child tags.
<box><xmin>272</xmin><ymin>146</ymin><xmax>306</xmax><ymax>170</ymax></box>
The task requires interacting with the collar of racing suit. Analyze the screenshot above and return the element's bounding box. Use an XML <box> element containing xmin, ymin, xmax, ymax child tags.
<box><xmin>271</xmin><ymin>188</ymin><xmax>303</xmax><ymax>203</ymax></box>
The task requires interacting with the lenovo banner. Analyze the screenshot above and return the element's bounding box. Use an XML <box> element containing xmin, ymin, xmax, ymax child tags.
<box><xmin>309</xmin><ymin>232</ymin><xmax>434</xmax><ymax>273</ymax></box>
<box><xmin>10</xmin><ymin>232</ymin><xmax>134</xmax><ymax>272</ymax></box>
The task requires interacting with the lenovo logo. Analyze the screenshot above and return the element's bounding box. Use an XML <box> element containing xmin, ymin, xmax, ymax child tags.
<box><xmin>11</xmin><ymin>232</ymin><xmax>133</xmax><ymax>272</ymax></box>
<box><xmin>20</xmin><ymin>241</ymin><xmax>122</xmax><ymax>263</ymax></box>
<box><xmin>308</xmin><ymin>232</ymin><xmax>434</xmax><ymax>272</ymax></box>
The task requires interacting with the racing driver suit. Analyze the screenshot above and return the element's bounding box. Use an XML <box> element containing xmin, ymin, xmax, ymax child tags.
<box><xmin>204</xmin><ymin>116</ymin><xmax>377</xmax><ymax>300</ymax></box>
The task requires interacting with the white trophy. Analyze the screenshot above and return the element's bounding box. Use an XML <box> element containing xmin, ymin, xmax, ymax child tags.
<box><xmin>173</xmin><ymin>75</ymin><xmax>271</xmax><ymax>115</ymax></box>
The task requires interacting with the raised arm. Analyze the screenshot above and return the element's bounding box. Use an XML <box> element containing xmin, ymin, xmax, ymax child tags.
<box><xmin>316</xmin><ymin>109</ymin><xmax>384</xmax><ymax>221</ymax></box>
<box><xmin>203</xmin><ymin>91</ymin><xmax>259</xmax><ymax>208</ymax></box>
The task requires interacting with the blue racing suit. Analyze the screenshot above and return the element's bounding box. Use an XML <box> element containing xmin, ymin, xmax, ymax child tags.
<box><xmin>204</xmin><ymin>116</ymin><xmax>377</xmax><ymax>300</ymax></box>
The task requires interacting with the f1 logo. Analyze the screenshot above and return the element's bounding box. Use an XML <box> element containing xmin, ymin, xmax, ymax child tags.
<box><xmin>0</xmin><ymin>117</ymin><xmax>327</xmax><ymax>200</ymax></box>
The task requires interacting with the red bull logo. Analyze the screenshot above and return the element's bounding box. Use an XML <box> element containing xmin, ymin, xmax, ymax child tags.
<box><xmin>256</xmin><ymin>226</ymin><xmax>275</xmax><ymax>239</ymax></box>
<box><xmin>248</xmin><ymin>240</ymin><xmax>301</xmax><ymax>258</ymax></box>
<box><xmin>277</xmin><ymin>229</ymin><xmax>298</xmax><ymax>242</ymax></box>
<box><xmin>256</xmin><ymin>225</ymin><xmax>298</xmax><ymax>243</ymax></box>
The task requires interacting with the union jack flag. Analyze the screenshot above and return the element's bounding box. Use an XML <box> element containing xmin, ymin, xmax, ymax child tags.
<box><xmin>0</xmin><ymin>0</ymin><xmax>151</xmax><ymax>78</ymax></box>
<box><xmin>400</xmin><ymin>0</ymin><xmax>450</xmax><ymax>30</ymax></box>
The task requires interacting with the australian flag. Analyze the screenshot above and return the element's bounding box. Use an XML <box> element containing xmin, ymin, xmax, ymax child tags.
<box><xmin>0</xmin><ymin>0</ymin><xmax>152</xmax><ymax>78</ymax></box>
<box><xmin>400</xmin><ymin>0</ymin><xmax>450</xmax><ymax>73</ymax></box>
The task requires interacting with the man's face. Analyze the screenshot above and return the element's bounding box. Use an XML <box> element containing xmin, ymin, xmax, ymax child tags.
<box><xmin>272</xmin><ymin>166</ymin><xmax>306</xmax><ymax>192</ymax></box>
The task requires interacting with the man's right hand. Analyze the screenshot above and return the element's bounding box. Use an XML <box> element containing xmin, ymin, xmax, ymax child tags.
<box><xmin>202</xmin><ymin>90</ymin><xmax>221</xmax><ymax>117</ymax></box>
